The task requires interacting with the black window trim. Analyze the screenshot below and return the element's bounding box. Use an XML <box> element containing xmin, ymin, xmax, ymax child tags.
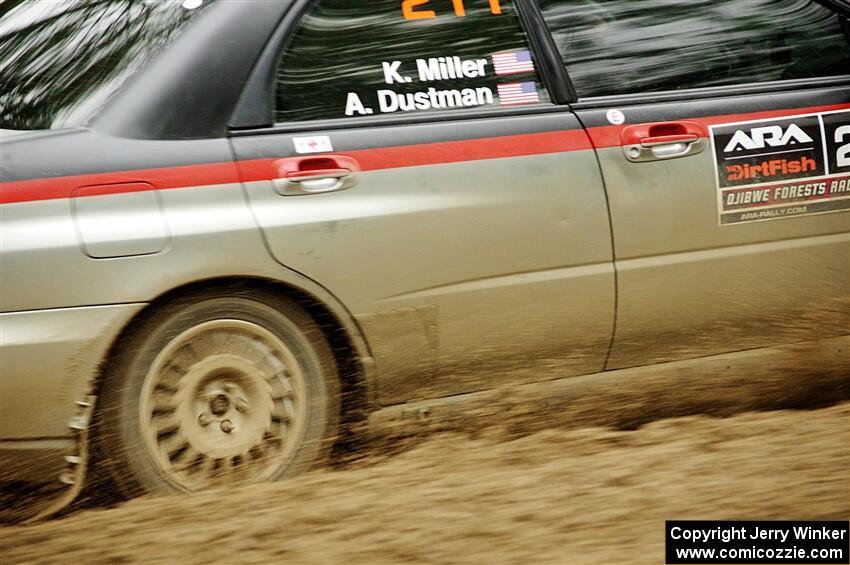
<box><xmin>229</xmin><ymin>103</ymin><xmax>574</xmax><ymax>137</ymax></box>
<box><xmin>230</xmin><ymin>0</ymin><xmax>311</xmax><ymax>130</ymax></box>
<box><xmin>517</xmin><ymin>0</ymin><xmax>576</xmax><ymax>103</ymax></box>
<box><xmin>569</xmin><ymin>75</ymin><xmax>850</xmax><ymax>110</ymax></box>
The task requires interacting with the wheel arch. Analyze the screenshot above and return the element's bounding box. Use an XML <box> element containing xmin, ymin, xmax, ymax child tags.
<box><xmin>95</xmin><ymin>275</ymin><xmax>377</xmax><ymax>441</ymax></box>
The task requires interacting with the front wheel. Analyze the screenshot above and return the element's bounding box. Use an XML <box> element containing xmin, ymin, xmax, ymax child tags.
<box><xmin>95</xmin><ymin>290</ymin><xmax>339</xmax><ymax>496</ymax></box>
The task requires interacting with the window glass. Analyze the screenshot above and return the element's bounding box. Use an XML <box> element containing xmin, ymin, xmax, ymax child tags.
<box><xmin>0</xmin><ymin>0</ymin><xmax>215</xmax><ymax>130</ymax></box>
<box><xmin>538</xmin><ymin>0</ymin><xmax>850</xmax><ymax>98</ymax></box>
<box><xmin>275</xmin><ymin>0</ymin><xmax>549</xmax><ymax>122</ymax></box>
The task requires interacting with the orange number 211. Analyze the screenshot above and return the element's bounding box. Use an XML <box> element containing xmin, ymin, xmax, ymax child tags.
<box><xmin>402</xmin><ymin>0</ymin><xmax>502</xmax><ymax>20</ymax></box>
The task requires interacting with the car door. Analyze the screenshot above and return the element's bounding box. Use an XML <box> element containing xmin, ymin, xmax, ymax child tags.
<box><xmin>229</xmin><ymin>0</ymin><xmax>615</xmax><ymax>404</ymax></box>
<box><xmin>537</xmin><ymin>0</ymin><xmax>850</xmax><ymax>370</ymax></box>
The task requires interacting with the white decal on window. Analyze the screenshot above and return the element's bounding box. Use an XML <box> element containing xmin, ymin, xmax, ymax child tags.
<box><xmin>376</xmin><ymin>87</ymin><xmax>494</xmax><ymax>113</ymax></box>
<box><xmin>345</xmin><ymin>93</ymin><xmax>373</xmax><ymax>116</ymax></box>
<box><xmin>416</xmin><ymin>57</ymin><xmax>489</xmax><ymax>81</ymax></box>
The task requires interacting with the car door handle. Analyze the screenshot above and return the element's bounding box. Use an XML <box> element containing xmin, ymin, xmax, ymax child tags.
<box><xmin>271</xmin><ymin>156</ymin><xmax>360</xmax><ymax>196</ymax></box>
<box><xmin>285</xmin><ymin>168</ymin><xmax>353</xmax><ymax>193</ymax></box>
<box><xmin>620</xmin><ymin>121</ymin><xmax>708</xmax><ymax>162</ymax></box>
<box><xmin>639</xmin><ymin>133</ymin><xmax>699</xmax><ymax>147</ymax></box>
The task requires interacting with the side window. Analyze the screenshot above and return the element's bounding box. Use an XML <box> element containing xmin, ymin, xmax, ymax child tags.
<box><xmin>275</xmin><ymin>0</ymin><xmax>550</xmax><ymax>123</ymax></box>
<box><xmin>538</xmin><ymin>0</ymin><xmax>850</xmax><ymax>98</ymax></box>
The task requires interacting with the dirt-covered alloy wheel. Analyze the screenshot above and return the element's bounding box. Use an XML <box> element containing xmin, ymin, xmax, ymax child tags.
<box><xmin>95</xmin><ymin>289</ymin><xmax>339</xmax><ymax>496</ymax></box>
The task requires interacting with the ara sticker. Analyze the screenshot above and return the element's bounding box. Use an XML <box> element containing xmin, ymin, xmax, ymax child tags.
<box><xmin>294</xmin><ymin>136</ymin><xmax>334</xmax><ymax>154</ymax></box>
<box><xmin>710</xmin><ymin>109</ymin><xmax>850</xmax><ymax>225</ymax></box>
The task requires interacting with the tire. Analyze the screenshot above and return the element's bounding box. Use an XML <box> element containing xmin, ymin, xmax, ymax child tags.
<box><xmin>94</xmin><ymin>288</ymin><xmax>340</xmax><ymax>497</ymax></box>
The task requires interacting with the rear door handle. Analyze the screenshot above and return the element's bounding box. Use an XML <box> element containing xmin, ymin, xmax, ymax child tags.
<box><xmin>620</xmin><ymin>121</ymin><xmax>708</xmax><ymax>162</ymax></box>
<box><xmin>271</xmin><ymin>156</ymin><xmax>360</xmax><ymax>196</ymax></box>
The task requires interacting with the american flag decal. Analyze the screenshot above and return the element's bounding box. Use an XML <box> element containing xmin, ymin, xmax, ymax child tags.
<box><xmin>492</xmin><ymin>50</ymin><xmax>535</xmax><ymax>75</ymax></box>
<box><xmin>497</xmin><ymin>82</ymin><xmax>540</xmax><ymax>106</ymax></box>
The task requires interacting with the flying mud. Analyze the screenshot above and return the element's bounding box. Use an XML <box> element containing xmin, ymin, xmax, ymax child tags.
<box><xmin>1</xmin><ymin>352</ymin><xmax>848</xmax><ymax>564</ymax></box>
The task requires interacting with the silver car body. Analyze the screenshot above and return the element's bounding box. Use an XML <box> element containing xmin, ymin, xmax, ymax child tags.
<box><xmin>1</xmin><ymin>0</ymin><xmax>849</xmax><ymax>483</ymax></box>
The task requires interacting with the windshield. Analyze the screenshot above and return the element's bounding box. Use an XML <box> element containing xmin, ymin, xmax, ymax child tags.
<box><xmin>0</xmin><ymin>0</ymin><xmax>214</xmax><ymax>131</ymax></box>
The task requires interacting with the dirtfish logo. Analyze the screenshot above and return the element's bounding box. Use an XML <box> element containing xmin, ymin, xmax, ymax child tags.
<box><xmin>724</xmin><ymin>124</ymin><xmax>813</xmax><ymax>152</ymax></box>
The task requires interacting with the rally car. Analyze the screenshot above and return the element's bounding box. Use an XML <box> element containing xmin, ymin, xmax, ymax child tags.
<box><xmin>1</xmin><ymin>0</ymin><xmax>849</xmax><ymax>504</ymax></box>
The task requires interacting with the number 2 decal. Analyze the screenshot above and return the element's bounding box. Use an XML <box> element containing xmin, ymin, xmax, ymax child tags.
<box><xmin>836</xmin><ymin>125</ymin><xmax>850</xmax><ymax>168</ymax></box>
<box><xmin>402</xmin><ymin>0</ymin><xmax>436</xmax><ymax>19</ymax></box>
<box><xmin>402</xmin><ymin>0</ymin><xmax>502</xmax><ymax>20</ymax></box>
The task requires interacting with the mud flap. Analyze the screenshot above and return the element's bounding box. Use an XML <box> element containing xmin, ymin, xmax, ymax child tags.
<box><xmin>21</xmin><ymin>396</ymin><xmax>96</xmax><ymax>524</ymax></box>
